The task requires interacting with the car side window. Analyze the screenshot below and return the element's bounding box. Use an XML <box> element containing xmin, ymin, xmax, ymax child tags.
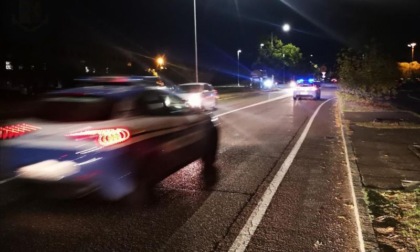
<box><xmin>158</xmin><ymin>91</ymin><xmax>192</xmax><ymax>115</ymax></box>
<box><xmin>134</xmin><ymin>90</ymin><xmax>192</xmax><ymax>116</ymax></box>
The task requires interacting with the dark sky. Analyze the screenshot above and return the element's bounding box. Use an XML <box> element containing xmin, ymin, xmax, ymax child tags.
<box><xmin>3</xmin><ymin>0</ymin><xmax>420</xmax><ymax>75</ymax></box>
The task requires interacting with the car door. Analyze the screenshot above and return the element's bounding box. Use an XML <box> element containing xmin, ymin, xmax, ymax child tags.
<box><xmin>129</xmin><ymin>90</ymin><xmax>208</xmax><ymax>182</ymax></box>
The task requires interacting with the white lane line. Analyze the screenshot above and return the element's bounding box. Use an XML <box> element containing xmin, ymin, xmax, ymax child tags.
<box><xmin>0</xmin><ymin>176</ymin><xmax>18</xmax><ymax>185</ymax></box>
<box><xmin>408</xmin><ymin>93</ymin><xmax>420</xmax><ymax>101</ymax></box>
<box><xmin>339</xmin><ymin>106</ymin><xmax>366</xmax><ymax>252</ymax></box>
<box><xmin>217</xmin><ymin>93</ymin><xmax>290</xmax><ymax>117</ymax></box>
<box><xmin>228</xmin><ymin>98</ymin><xmax>334</xmax><ymax>252</ymax></box>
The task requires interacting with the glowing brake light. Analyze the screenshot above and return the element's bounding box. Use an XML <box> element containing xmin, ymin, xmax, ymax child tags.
<box><xmin>0</xmin><ymin>123</ymin><xmax>41</xmax><ymax>140</ymax></box>
<box><xmin>67</xmin><ymin>128</ymin><xmax>130</xmax><ymax>147</ymax></box>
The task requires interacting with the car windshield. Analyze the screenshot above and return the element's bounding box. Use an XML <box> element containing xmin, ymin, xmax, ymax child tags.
<box><xmin>177</xmin><ymin>85</ymin><xmax>203</xmax><ymax>93</ymax></box>
<box><xmin>35</xmin><ymin>95</ymin><xmax>114</xmax><ymax>122</ymax></box>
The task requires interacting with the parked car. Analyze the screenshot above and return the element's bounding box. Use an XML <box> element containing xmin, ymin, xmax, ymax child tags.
<box><xmin>0</xmin><ymin>84</ymin><xmax>219</xmax><ymax>201</ymax></box>
<box><xmin>175</xmin><ymin>82</ymin><xmax>218</xmax><ymax>110</ymax></box>
<box><xmin>292</xmin><ymin>79</ymin><xmax>321</xmax><ymax>100</ymax></box>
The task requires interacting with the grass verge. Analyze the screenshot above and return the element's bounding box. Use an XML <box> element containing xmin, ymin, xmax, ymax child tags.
<box><xmin>338</xmin><ymin>91</ymin><xmax>420</xmax><ymax>251</ymax></box>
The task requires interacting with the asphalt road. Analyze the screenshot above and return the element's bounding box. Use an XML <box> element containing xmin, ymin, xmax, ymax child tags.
<box><xmin>0</xmin><ymin>87</ymin><xmax>360</xmax><ymax>251</ymax></box>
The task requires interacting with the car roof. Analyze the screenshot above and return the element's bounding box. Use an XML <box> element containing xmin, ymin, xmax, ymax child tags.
<box><xmin>74</xmin><ymin>75</ymin><xmax>160</xmax><ymax>84</ymax></box>
<box><xmin>47</xmin><ymin>85</ymin><xmax>167</xmax><ymax>100</ymax></box>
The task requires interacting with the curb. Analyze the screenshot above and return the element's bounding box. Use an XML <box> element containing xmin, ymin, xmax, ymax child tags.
<box><xmin>337</xmin><ymin>95</ymin><xmax>380</xmax><ymax>252</ymax></box>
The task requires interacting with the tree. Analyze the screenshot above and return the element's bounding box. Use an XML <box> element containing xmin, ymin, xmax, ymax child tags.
<box><xmin>337</xmin><ymin>41</ymin><xmax>400</xmax><ymax>98</ymax></box>
<box><xmin>254</xmin><ymin>35</ymin><xmax>302</xmax><ymax>80</ymax></box>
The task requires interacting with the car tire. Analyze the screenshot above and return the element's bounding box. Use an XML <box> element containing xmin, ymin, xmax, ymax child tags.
<box><xmin>293</xmin><ymin>96</ymin><xmax>297</xmax><ymax>100</ymax></box>
<box><xmin>202</xmin><ymin>127</ymin><xmax>218</xmax><ymax>168</ymax></box>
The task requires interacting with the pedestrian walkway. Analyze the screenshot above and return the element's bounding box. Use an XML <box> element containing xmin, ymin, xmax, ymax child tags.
<box><xmin>344</xmin><ymin>111</ymin><xmax>420</xmax><ymax>189</ymax></box>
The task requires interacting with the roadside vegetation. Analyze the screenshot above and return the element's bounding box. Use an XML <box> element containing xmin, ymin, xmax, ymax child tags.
<box><xmin>337</xmin><ymin>40</ymin><xmax>401</xmax><ymax>100</ymax></box>
<box><xmin>337</xmin><ymin>41</ymin><xmax>419</xmax><ymax>250</ymax></box>
<box><xmin>338</xmin><ymin>91</ymin><xmax>420</xmax><ymax>252</ymax></box>
<box><xmin>338</xmin><ymin>92</ymin><xmax>420</xmax><ymax>252</ymax></box>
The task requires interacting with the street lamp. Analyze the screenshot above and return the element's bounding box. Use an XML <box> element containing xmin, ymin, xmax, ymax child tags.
<box><xmin>237</xmin><ymin>49</ymin><xmax>242</xmax><ymax>86</ymax></box>
<box><xmin>282</xmin><ymin>23</ymin><xmax>291</xmax><ymax>32</ymax></box>
<box><xmin>408</xmin><ymin>42</ymin><xmax>416</xmax><ymax>62</ymax></box>
<box><xmin>156</xmin><ymin>56</ymin><xmax>165</xmax><ymax>69</ymax></box>
<box><xmin>260</xmin><ymin>43</ymin><xmax>264</xmax><ymax>49</ymax></box>
<box><xmin>271</xmin><ymin>23</ymin><xmax>290</xmax><ymax>47</ymax></box>
<box><xmin>193</xmin><ymin>0</ymin><xmax>199</xmax><ymax>82</ymax></box>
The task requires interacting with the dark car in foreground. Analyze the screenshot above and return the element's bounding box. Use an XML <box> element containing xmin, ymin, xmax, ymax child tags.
<box><xmin>0</xmin><ymin>84</ymin><xmax>219</xmax><ymax>201</ymax></box>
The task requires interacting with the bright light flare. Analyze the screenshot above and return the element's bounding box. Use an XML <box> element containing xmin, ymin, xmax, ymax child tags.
<box><xmin>282</xmin><ymin>23</ymin><xmax>291</xmax><ymax>32</ymax></box>
<box><xmin>187</xmin><ymin>94</ymin><xmax>202</xmax><ymax>108</ymax></box>
<box><xmin>263</xmin><ymin>79</ymin><xmax>274</xmax><ymax>88</ymax></box>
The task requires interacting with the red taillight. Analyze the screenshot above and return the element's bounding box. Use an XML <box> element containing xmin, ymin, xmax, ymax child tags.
<box><xmin>0</xmin><ymin>123</ymin><xmax>41</xmax><ymax>140</ymax></box>
<box><xmin>67</xmin><ymin>128</ymin><xmax>131</xmax><ymax>147</ymax></box>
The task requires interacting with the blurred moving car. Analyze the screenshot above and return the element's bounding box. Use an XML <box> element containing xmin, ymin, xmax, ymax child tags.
<box><xmin>292</xmin><ymin>78</ymin><xmax>321</xmax><ymax>100</ymax></box>
<box><xmin>175</xmin><ymin>83</ymin><xmax>218</xmax><ymax>110</ymax></box>
<box><xmin>0</xmin><ymin>84</ymin><xmax>219</xmax><ymax>201</ymax></box>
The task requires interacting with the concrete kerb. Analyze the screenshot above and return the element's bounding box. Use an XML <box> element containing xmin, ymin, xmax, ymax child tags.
<box><xmin>337</xmin><ymin>95</ymin><xmax>380</xmax><ymax>252</ymax></box>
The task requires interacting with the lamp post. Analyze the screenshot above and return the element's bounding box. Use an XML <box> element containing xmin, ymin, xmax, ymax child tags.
<box><xmin>408</xmin><ymin>42</ymin><xmax>416</xmax><ymax>62</ymax></box>
<box><xmin>237</xmin><ymin>49</ymin><xmax>242</xmax><ymax>86</ymax></box>
<box><xmin>193</xmin><ymin>0</ymin><xmax>199</xmax><ymax>82</ymax></box>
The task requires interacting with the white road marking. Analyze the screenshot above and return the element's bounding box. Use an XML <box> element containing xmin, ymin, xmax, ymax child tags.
<box><xmin>339</xmin><ymin>104</ymin><xmax>366</xmax><ymax>252</ymax></box>
<box><xmin>0</xmin><ymin>176</ymin><xmax>18</xmax><ymax>185</ymax></box>
<box><xmin>408</xmin><ymin>93</ymin><xmax>420</xmax><ymax>101</ymax></box>
<box><xmin>228</xmin><ymin>98</ymin><xmax>334</xmax><ymax>252</ymax></box>
<box><xmin>217</xmin><ymin>93</ymin><xmax>290</xmax><ymax>117</ymax></box>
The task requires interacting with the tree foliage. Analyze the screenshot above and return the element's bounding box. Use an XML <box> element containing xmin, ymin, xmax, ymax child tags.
<box><xmin>254</xmin><ymin>35</ymin><xmax>302</xmax><ymax>72</ymax></box>
<box><xmin>337</xmin><ymin>41</ymin><xmax>400</xmax><ymax>98</ymax></box>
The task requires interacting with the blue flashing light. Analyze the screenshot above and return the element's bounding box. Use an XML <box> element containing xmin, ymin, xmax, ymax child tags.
<box><xmin>297</xmin><ymin>79</ymin><xmax>304</xmax><ymax>84</ymax></box>
<box><xmin>308</xmin><ymin>78</ymin><xmax>315</xmax><ymax>83</ymax></box>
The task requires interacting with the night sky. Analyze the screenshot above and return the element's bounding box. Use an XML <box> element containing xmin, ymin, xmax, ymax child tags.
<box><xmin>2</xmin><ymin>0</ymin><xmax>420</xmax><ymax>78</ymax></box>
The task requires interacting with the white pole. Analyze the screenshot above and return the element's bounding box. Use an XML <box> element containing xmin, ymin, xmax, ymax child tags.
<box><xmin>193</xmin><ymin>0</ymin><xmax>199</xmax><ymax>83</ymax></box>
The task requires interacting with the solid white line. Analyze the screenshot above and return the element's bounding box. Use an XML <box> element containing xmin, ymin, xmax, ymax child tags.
<box><xmin>228</xmin><ymin>98</ymin><xmax>333</xmax><ymax>252</ymax></box>
<box><xmin>408</xmin><ymin>93</ymin><xmax>420</xmax><ymax>101</ymax></box>
<box><xmin>0</xmin><ymin>176</ymin><xmax>18</xmax><ymax>185</ymax></box>
<box><xmin>338</xmin><ymin>103</ymin><xmax>366</xmax><ymax>252</ymax></box>
<box><xmin>217</xmin><ymin>93</ymin><xmax>290</xmax><ymax>117</ymax></box>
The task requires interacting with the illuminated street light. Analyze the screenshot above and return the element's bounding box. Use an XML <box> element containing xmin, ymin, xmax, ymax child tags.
<box><xmin>156</xmin><ymin>56</ymin><xmax>166</xmax><ymax>70</ymax></box>
<box><xmin>408</xmin><ymin>42</ymin><xmax>416</xmax><ymax>62</ymax></box>
<box><xmin>282</xmin><ymin>23</ymin><xmax>291</xmax><ymax>32</ymax></box>
<box><xmin>237</xmin><ymin>49</ymin><xmax>242</xmax><ymax>86</ymax></box>
<box><xmin>260</xmin><ymin>43</ymin><xmax>264</xmax><ymax>49</ymax></box>
<box><xmin>271</xmin><ymin>23</ymin><xmax>291</xmax><ymax>47</ymax></box>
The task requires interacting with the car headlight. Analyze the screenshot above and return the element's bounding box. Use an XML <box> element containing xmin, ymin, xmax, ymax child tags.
<box><xmin>187</xmin><ymin>94</ymin><xmax>202</xmax><ymax>108</ymax></box>
<box><xmin>289</xmin><ymin>81</ymin><xmax>297</xmax><ymax>88</ymax></box>
<box><xmin>263</xmin><ymin>79</ymin><xmax>273</xmax><ymax>88</ymax></box>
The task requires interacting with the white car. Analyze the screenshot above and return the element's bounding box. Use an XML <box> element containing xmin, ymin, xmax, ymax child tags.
<box><xmin>175</xmin><ymin>83</ymin><xmax>218</xmax><ymax>110</ymax></box>
<box><xmin>292</xmin><ymin>80</ymin><xmax>321</xmax><ymax>100</ymax></box>
<box><xmin>0</xmin><ymin>84</ymin><xmax>219</xmax><ymax>201</ymax></box>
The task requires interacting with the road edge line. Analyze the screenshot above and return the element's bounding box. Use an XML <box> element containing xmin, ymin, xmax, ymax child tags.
<box><xmin>337</xmin><ymin>96</ymin><xmax>380</xmax><ymax>252</ymax></box>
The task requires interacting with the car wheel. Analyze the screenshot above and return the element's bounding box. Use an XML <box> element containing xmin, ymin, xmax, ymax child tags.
<box><xmin>293</xmin><ymin>96</ymin><xmax>297</xmax><ymax>100</ymax></box>
<box><xmin>202</xmin><ymin>127</ymin><xmax>218</xmax><ymax>169</ymax></box>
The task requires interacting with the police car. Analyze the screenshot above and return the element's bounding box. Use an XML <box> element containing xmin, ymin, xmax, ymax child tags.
<box><xmin>0</xmin><ymin>79</ymin><xmax>219</xmax><ymax>201</ymax></box>
<box><xmin>292</xmin><ymin>78</ymin><xmax>321</xmax><ymax>100</ymax></box>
